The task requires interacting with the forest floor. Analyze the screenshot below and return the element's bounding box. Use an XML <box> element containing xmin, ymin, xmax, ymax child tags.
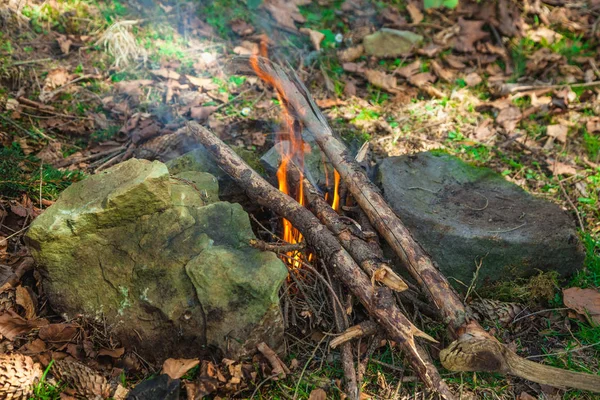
<box><xmin>0</xmin><ymin>0</ymin><xmax>599</xmax><ymax>399</ymax></box>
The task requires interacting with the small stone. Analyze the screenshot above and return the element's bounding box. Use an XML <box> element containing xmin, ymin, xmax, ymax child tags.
<box><xmin>363</xmin><ymin>29</ymin><xmax>424</xmax><ymax>58</ymax></box>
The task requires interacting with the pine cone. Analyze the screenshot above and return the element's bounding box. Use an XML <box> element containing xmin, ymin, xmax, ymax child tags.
<box><xmin>470</xmin><ymin>298</ymin><xmax>523</xmax><ymax>327</ymax></box>
<box><xmin>52</xmin><ymin>359</ymin><xmax>111</xmax><ymax>399</ymax></box>
<box><xmin>0</xmin><ymin>353</ymin><xmax>43</xmax><ymax>399</ymax></box>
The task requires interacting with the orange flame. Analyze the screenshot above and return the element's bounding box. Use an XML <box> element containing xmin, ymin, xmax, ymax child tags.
<box><xmin>250</xmin><ymin>41</ymin><xmax>305</xmax><ymax>267</ymax></box>
<box><xmin>250</xmin><ymin>41</ymin><xmax>342</xmax><ymax>268</ymax></box>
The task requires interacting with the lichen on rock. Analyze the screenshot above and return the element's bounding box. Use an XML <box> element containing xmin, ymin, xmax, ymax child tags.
<box><xmin>26</xmin><ymin>157</ymin><xmax>288</xmax><ymax>361</ymax></box>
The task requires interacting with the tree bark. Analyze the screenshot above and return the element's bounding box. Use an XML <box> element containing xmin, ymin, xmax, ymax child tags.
<box><xmin>187</xmin><ymin>121</ymin><xmax>456</xmax><ymax>400</ymax></box>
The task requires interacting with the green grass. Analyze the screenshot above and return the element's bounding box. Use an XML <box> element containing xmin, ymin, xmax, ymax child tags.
<box><xmin>31</xmin><ymin>361</ymin><xmax>62</xmax><ymax>400</ymax></box>
<box><xmin>570</xmin><ymin>233</ymin><xmax>600</xmax><ymax>289</ymax></box>
<box><xmin>584</xmin><ymin>131</ymin><xmax>599</xmax><ymax>160</ymax></box>
<box><xmin>0</xmin><ymin>142</ymin><xmax>84</xmax><ymax>201</ymax></box>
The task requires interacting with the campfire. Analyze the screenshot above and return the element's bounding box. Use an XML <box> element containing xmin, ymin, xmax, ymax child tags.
<box><xmin>186</xmin><ymin>56</ymin><xmax>600</xmax><ymax>399</ymax></box>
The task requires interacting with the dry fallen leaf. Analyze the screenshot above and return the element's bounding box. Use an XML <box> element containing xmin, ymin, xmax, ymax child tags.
<box><xmin>308</xmin><ymin>388</ymin><xmax>327</xmax><ymax>400</ymax></box>
<box><xmin>546</xmin><ymin>124</ymin><xmax>568</xmax><ymax>143</ymax></box>
<box><xmin>15</xmin><ymin>286</ymin><xmax>36</xmax><ymax>320</ymax></box>
<box><xmin>338</xmin><ymin>45</ymin><xmax>364</xmax><ymax>62</ymax></box>
<box><xmin>455</xmin><ymin>19</ymin><xmax>489</xmax><ymax>53</ymax></box>
<box><xmin>563</xmin><ymin>287</ymin><xmax>600</xmax><ymax>324</ymax></box>
<box><xmin>190</xmin><ymin>106</ymin><xmax>218</xmax><ymax>122</ymax></box>
<box><xmin>300</xmin><ymin>28</ymin><xmax>325</xmax><ymax>51</ymax></box>
<box><xmin>262</xmin><ymin>0</ymin><xmax>309</xmax><ymax>31</ymax></box>
<box><xmin>547</xmin><ymin>160</ymin><xmax>578</xmax><ymax>176</ymax></box>
<box><xmin>364</xmin><ymin>69</ymin><xmax>398</xmax><ymax>93</ymax></box>
<box><xmin>586</xmin><ymin>117</ymin><xmax>600</xmax><ymax>133</ymax></box>
<box><xmin>151</xmin><ymin>68</ymin><xmax>181</xmax><ymax>81</ymax></box>
<box><xmin>430</xmin><ymin>60</ymin><xmax>455</xmax><ymax>83</ymax></box>
<box><xmin>98</xmin><ymin>347</ymin><xmax>125</xmax><ymax>358</ymax></box>
<box><xmin>316</xmin><ymin>98</ymin><xmax>346</xmax><ymax>108</ymax></box>
<box><xmin>39</xmin><ymin>323</ymin><xmax>78</xmax><ymax>343</ymax></box>
<box><xmin>186</xmin><ymin>75</ymin><xmax>219</xmax><ymax>91</ymax></box>
<box><xmin>43</xmin><ymin>68</ymin><xmax>71</xmax><ymax>91</ymax></box>
<box><xmin>0</xmin><ymin>311</ymin><xmax>47</xmax><ymax>340</ymax></box>
<box><xmin>395</xmin><ymin>60</ymin><xmax>421</xmax><ymax>79</ymax></box>
<box><xmin>464</xmin><ymin>72</ymin><xmax>483</xmax><ymax>87</ymax></box>
<box><xmin>406</xmin><ymin>3</ymin><xmax>423</xmax><ymax>24</ymax></box>
<box><xmin>230</xmin><ymin>18</ymin><xmax>254</xmax><ymax>36</ymax></box>
<box><xmin>162</xmin><ymin>358</ymin><xmax>200</xmax><ymax>380</ymax></box>
<box><xmin>496</xmin><ymin>106</ymin><xmax>522</xmax><ymax>132</ymax></box>
<box><xmin>528</xmin><ymin>26</ymin><xmax>562</xmax><ymax>44</ymax></box>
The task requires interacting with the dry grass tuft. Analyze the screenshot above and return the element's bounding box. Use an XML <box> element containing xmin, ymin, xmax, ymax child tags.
<box><xmin>95</xmin><ymin>20</ymin><xmax>147</xmax><ymax>68</ymax></box>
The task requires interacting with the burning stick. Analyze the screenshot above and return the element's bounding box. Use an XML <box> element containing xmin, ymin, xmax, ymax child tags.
<box><xmin>187</xmin><ymin>121</ymin><xmax>456</xmax><ymax>400</ymax></box>
<box><xmin>239</xmin><ymin>57</ymin><xmax>600</xmax><ymax>394</ymax></box>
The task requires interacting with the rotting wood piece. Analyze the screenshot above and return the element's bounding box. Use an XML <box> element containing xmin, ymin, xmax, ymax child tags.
<box><xmin>238</xmin><ymin>57</ymin><xmax>600</xmax><ymax>394</ymax></box>
<box><xmin>188</xmin><ymin>121</ymin><xmax>456</xmax><ymax>400</ymax></box>
<box><xmin>440</xmin><ymin>324</ymin><xmax>600</xmax><ymax>393</ymax></box>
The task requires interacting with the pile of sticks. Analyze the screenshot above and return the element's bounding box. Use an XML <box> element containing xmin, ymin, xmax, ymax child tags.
<box><xmin>187</xmin><ymin>58</ymin><xmax>600</xmax><ymax>399</ymax></box>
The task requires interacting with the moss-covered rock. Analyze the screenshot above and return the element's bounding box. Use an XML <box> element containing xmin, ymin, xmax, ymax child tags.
<box><xmin>26</xmin><ymin>158</ymin><xmax>287</xmax><ymax>361</ymax></box>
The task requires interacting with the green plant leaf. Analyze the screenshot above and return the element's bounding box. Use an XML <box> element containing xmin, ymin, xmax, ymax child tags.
<box><xmin>424</xmin><ymin>0</ymin><xmax>458</xmax><ymax>9</ymax></box>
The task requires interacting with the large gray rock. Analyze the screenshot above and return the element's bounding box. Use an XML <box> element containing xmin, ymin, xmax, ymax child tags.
<box><xmin>26</xmin><ymin>158</ymin><xmax>288</xmax><ymax>361</ymax></box>
<box><xmin>377</xmin><ymin>152</ymin><xmax>585</xmax><ymax>287</ymax></box>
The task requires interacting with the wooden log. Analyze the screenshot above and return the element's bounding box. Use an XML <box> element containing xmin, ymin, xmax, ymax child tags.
<box><xmin>187</xmin><ymin>121</ymin><xmax>456</xmax><ymax>400</ymax></box>
<box><xmin>239</xmin><ymin>58</ymin><xmax>600</xmax><ymax>393</ymax></box>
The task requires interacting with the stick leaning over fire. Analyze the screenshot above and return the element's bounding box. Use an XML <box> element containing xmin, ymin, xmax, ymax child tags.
<box><xmin>187</xmin><ymin>121</ymin><xmax>455</xmax><ymax>400</ymax></box>
<box><xmin>228</xmin><ymin>57</ymin><xmax>600</xmax><ymax>394</ymax></box>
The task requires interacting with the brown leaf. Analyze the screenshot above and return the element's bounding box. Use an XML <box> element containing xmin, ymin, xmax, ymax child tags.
<box><xmin>406</xmin><ymin>3</ymin><xmax>423</xmax><ymax>24</ymax></box>
<box><xmin>186</xmin><ymin>76</ymin><xmax>219</xmax><ymax>91</ymax></box>
<box><xmin>343</xmin><ymin>79</ymin><xmax>357</xmax><ymax>97</ymax></box>
<box><xmin>547</xmin><ymin>160</ymin><xmax>578</xmax><ymax>176</ymax></box>
<box><xmin>338</xmin><ymin>45</ymin><xmax>364</xmax><ymax>62</ymax></box>
<box><xmin>464</xmin><ymin>72</ymin><xmax>482</xmax><ymax>87</ymax></box>
<box><xmin>546</xmin><ymin>124</ymin><xmax>568</xmax><ymax>143</ymax></box>
<box><xmin>430</xmin><ymin>60</ymin><xmax>455</xmax><ymax>83</ymax></box>
<box><xmin>563</xmin><ymin>287</ymin><xmax>600</xmax><ymax>324</ymax></box>
<box><xmin>409</xmin><ymin>72</ymin><xmax>436</xmax><ymax>87</ymax></box>
<box><xmin>496</xmin><ymin>106</ymin><xmax>522</xmax><ymax>132</ymax></box>
<box><xmin>20</xmin><ymin>338</ymin><xmax>47</xmax><ymax>354</ymax></box>
<box><xmin>444</xmin><ymin>54</ymin><xmax>467</xmax><ymax>69</ymax></box>
<box><xmin>250</xmin><ymin>132</ymin><xmax>266</xmax><ymax>147</ymax></box>
<box><xmin>15</xmin><ymin>285</ymin><xmax>36</xmax><ymax>319</ymax></box>
<box><xmin>57</xmin><ymin>35</ymin><xmax>73</xmax><ymax>54</ymax></box>
<box><xmin>309</xmin><ymin>388</ymin><xmax>327</xmax><ymax>400</ymax></box>
<box><xmin>455</xmin><ymin>19</ymin><xmax>489</xmax><ymax>53</ymax></box>
<box><xmin>0</xmin><ymin>311</ymin><xmax>47</xmax><ymax>340</ymax></box>
<box><xmin>496</xmin><ymin>0</ymin><xmax>525</xmax><ymax>37</ymax></box>
<box><xmin>151</xmin><ymin>68</ymin><xmax>181</xmax><ymax>81</ymax></box>
<box><xmin>586</xmin><ymin>117</ymin><xmax>600</xmax><ymax>133</ymax></box>
<box><xmin>36</xmin><ymin>142</ymin><xmax>63</xmax><ymax>165</ymax></box>
<box><xmin>115</xmin><ymin>80</ymin><xmax>154</xmax><ymax>98</ymax></box>
<box><xmin>162</xmin><ymin>358</ymin><xmax>200</xmax><ymax>380</ymax></box>
<box><xmin>395</xmin><ymin>60</ymin><xmax>420</xmax><ymax>79</ymax></box>
<box><xmin>316</xmin><ymin>99</ymin><xmax>346</xmax><ymax>108</ymax></box>
<box><xmin>517</xmin><ymin>392</ymin><xmax>537</xmax><ymax>400</ymax></box>
<box><xmin>262</xmin><ymin>0</ymin><xmax>308</xmax><ymax>31</ymax></box>
<box><xmin>230</xmin><ymin>18</ymin><xmax>254</xmax><ymax>36</ymax></box>
<box><xmin>190</xmin><ymin>106</ymin><xmax>218</xmax><ymax>122</ymax></box>
<box><xmin>98</xmin><ymin>347</ymin><xmax>125</xmax><ymax>358</ymax></box>
<box><xmin>364</xmin><ymin>69</ymin><xmax>398</xmax><ymax>93</ymax></box>
<box><xmin>300</xmin><ymin>28</ymin><xmax>325</xmax><ymax>51</ymax></box>
<box><xmin>342</xmin><ymin>62</ymin><xmax>366</xmax><ymax>73</ymax></box>
<box><xmin>528</xmin><ymin>26</ymin><xmax>562</xmax><ymax>44</ymax></box>
<box><xmin>39</xmin><ymin>323</ymin><xmax>78</xmax><ymax>343</ymax></box>
<box><xmin>43</xmin><ymin>68</ymin><xmax>70</xmax><ymax>91</ymax></box>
